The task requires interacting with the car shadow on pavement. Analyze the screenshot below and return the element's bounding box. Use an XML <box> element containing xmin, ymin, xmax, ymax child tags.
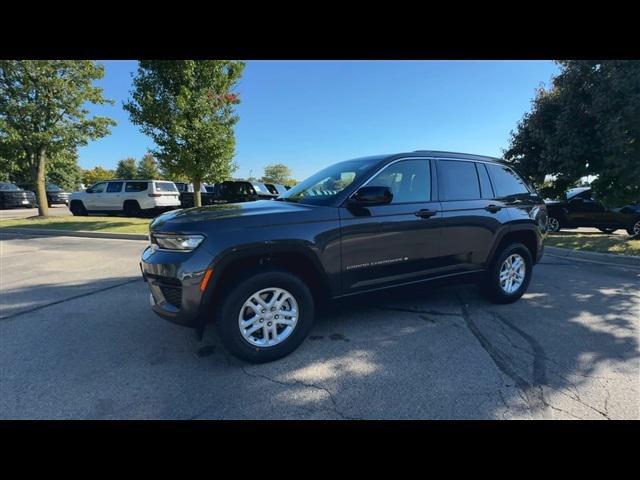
<box><xmin>1</xmin><ymin>262</ymin><xmax>638</xmax><ymax>419</ymax></box>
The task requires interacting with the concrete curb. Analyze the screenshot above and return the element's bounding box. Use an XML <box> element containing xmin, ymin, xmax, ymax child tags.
<box><xmin>545</xmin><ymin>246</ymin><xmax>640</xmax><ymax>269</ymax></box>
<box><xmin>0</xmin><ymin>227</ymin><xmax>148</xmax><ymax>241</ymax></box>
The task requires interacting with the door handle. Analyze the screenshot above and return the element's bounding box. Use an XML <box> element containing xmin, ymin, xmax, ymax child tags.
<box><xmin>414</xmin><ymin>209</ymin><xmax>438</xmax><ymax>219</ymax></box>
<box><xmin>485</xmin><ymin>204</ymin><xmax>502</xmax><ymax>213</ymax></box>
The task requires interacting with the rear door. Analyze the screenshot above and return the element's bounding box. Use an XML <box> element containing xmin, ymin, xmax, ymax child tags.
<box><xmin>104</xmin><ymin>181</ymin><xmax>124</xmax><ymax>209</ymax></box>
<box><xmin>437</xmin><ymin>160</ymin><xmax>511</xmax><ymax>274</ymax></box>
<box><xmin>339</xmin><ymin>158</ymin><xmax>444</xmax><ymax>293</ymax></box>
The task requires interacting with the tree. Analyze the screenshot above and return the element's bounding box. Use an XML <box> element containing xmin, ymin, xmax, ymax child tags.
<box><xmin>261</xmin><ymin>163</ymin><xmax>297</xmax><ymax>186</ymax></box>
<box><xmin>124</xmin><ymin>60</ymin><xmax>244</xmax><ymax>206</ymax></box>
<box><xmin>115</xmin><ymin>157</ymin><xmax>138</xmax><ymax>179</ymax></box>
<box><xmin>82</xmin><ymin>166</ymin><xmax>115</xmax><ymax>186</ymax></box>
<box><xmin>504</xmin><ymin>60</ymin><xmax>640</xmax><ymax>206</ymax></box>
<box><xmin>0</xmin><ymin>60</ymin><xmax>115</xmax><ymax>216</ymax></box>
<box><xmin>136</xmin><ymin>153</ymin><xmax>160</xmax><ymax>179</ymax></box>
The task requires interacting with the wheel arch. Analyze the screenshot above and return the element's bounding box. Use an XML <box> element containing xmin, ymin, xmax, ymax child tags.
<box><xmin>203</xmin><ymin>245</ymin><xmax>333</xmax><ymax>312</ymax></box>
<box><xmin>488</xmin><ymin>227</ymin><xmax>540</xmax><ymax>266</ymax></box>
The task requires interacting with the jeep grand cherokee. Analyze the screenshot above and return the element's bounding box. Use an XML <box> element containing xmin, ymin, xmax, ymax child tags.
<box><xmin>140</xmin><ymin>151</ymin><xmax>547</xmax><ymax>363</ymax></box>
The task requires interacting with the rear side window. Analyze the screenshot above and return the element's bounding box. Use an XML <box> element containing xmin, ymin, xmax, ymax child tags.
<box><xmin>477</xmin><ymin>163</ymin><xmax>494</xmax><ymax>199</ymax></box>
<box><xmin>125</xmin><ymin>182</ymin><xmax>148</xmax><ymax>192</ymax></box>
<box><xmin>154</xmin><ymin>182</ymin><xmax>177</xmax><ymax>192</ymax></box>
<box><xmin>107</xmin><ymin>182</ymin><xmax>123</xmax><ymax>193</ymax></box>
<box><xmin>486</xmin><ymin>164</ymin><xmax>529</xmax><ymax>198</ymax></box>
<box><xmin>438</xmin><ymin>160</ymin><xmax>480</xmax><ymax>201</ymax></box>
<box><xmin>264</xmin><ymin>184</ymin><xmax>279</xmax><ymax>195</ymax></box>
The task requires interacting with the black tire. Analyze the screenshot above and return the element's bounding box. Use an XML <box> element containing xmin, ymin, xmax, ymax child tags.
<box><xmin>626</xmin><ymin>219</ymin><xmax>640</xmax><ymax>237</ymax></box>
<box><xmin>123</xmin><ymin>200</ymin><xmax>141</xmax><ymax>217</ymax></box>
<box><xmin>214</xmin><ymin>269</ymin><xmax>315</xmax><ymax>363</ymax></box>
<box><xmin>546</xmin><ymin>216</ymin><xmax>561</xmax><ymax>232</ymax></box>
<box><xmin>598</xmin><ymin>228</ymin><xmax>617</xmax><ymax>234</ymax></box>
<box><xmin>481</xmin><ymin>242</ymin><xmax>533</xmax><ymax>304</ymax></box>
<box><xmin>69</xmin><ymin>200</ymin><xmax>88</xmax><ymax>216</ymax></box>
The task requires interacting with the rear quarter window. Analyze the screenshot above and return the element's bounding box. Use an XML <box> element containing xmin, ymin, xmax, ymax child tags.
<box><xmin>154</xmin><ymin>182</ymin><xmax>177</xmax><ymax>192</ymax></box>
<box><xmin>125</xmin><ymin>182</ymin><xmax>148</xmax><ymax>192</ymax></box>
<box><xmin>486</xmin><ymin>164</ymin><xmax>529</xmax><ymax>198</ymax></box>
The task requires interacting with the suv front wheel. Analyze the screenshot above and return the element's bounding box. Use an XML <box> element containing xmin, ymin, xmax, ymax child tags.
<box><xmin>215</xmin><ymin>269</ymin><xmax>315</xmax><ymax>363</ymax></box>
<box><xmin>481</xmin><ymin>243</ymin><xmax>533</xmax><ymax>304</ymax></box>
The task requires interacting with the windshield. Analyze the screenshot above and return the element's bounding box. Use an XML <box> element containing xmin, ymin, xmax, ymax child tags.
<box><xmin>46</xmin><ymin>184</ymin><xmax>61</xmax><ymax>191</ymax></box>
<box><xmin>0</xmin><ymin>183</ymin><xmax>20</xmax><ymax>191</ymax></box>
<box><xmin>279</xmin><ymin>157</ymin><xmax>381</xmax><ymax>205</ymax></box>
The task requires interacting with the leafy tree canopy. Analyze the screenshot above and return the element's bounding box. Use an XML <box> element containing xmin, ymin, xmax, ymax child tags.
<box><xmin>137</xmin><ymin>153</ymin><xmax>160</xmax><ymax>179</ymax></box>
<box><xmin>504</xmin><ymin>60</ymin><xmax>640</xmax><ymax>205</ymax></box>
<box><xmin>0</xmin><ymin>60</ymin><xmax>115</xmax><ymax>215</ymax></box>
<box><xmin>82</xmin><ymin>165</ymin><xmax>115</xmax><ymax>186</ymax></box>
<box><xmin>124</xmin><ymin>60</ymin><xmax>244</xmax><ymax>206</ymax></box>
<box><xmin>115</xmin><ymin>157</ymin><xmax>138</xmax><ymax>179</ymax></box>
<box><xmin>261</xmin><ymin>163</ymin><xmax>297</xmax><ymax>186</ymax></box>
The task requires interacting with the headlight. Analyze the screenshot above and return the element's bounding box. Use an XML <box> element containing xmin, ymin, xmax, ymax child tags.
<box><xmin>152</xmin><ymin>233</ymin><xmax>205</xmax><ymax>251</ymax></box>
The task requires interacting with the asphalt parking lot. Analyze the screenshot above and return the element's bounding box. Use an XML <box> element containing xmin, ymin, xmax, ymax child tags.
<box><xmin>1</xmin><ymin>232</ymin><xmax>638</xmax><ymax>419</ymax></box>
<box><xmin>0</xmin><ymin>205</ymin><xmax>71</xmax><ymax>220</ymax></box>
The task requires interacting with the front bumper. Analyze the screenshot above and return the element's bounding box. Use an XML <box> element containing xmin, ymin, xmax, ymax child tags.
<box><xmin>140</xmin><ymin>244</ymin><xmax>215</xmax><ymax>328</ymax></box>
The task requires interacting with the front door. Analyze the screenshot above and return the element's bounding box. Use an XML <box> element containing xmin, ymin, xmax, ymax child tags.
<box><xmin>339</xmin><ymin>159</ymin><xmax>443</xmax><ymax>294</ymax></box>
<box><xmin>84</xmin><ymin>182</ymin><xmax>107</xmax><ymax>209</ymax></box>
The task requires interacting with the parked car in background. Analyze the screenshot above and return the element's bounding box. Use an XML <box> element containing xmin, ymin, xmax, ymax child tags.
<box><xmin>174</xmin><ymin>182</ymin><xmax>219</xmax><ymax>208</ymax></box>
<box><xmin>18</xmin><ymin>183</ymin><xmax>70</xmax><ymax>207</ymax></box>
<box><xmin>263</xmin><ymin>183</ymin><xmax>289</xmax><ymax>196</ymax></box>
<box><xmin>0</xmin><ymin>182</ymin><xmax>37</xmax><ymax>209</ymax></box>
<box><xmin>545</xmin><ymin>187</ymin><xmax>640</xmax><ymax>235</ymax></box>
<box><xmin>250</xmin><ymin>182</ymin><xmax>278</xmax><ymax>200</ymax></box>
<box><xmin>141</xmin><ymin>150</ymin><xmax>546</xmax><ymax>363</ymax></box>
<box><xmin>69</xmin><ymin>179</ymin><xmax>180</xmax><ymax>217</ymax></box>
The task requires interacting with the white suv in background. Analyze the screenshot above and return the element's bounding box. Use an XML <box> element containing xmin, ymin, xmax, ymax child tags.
<box><xmin>69</xmin><ymin>180</ymin><xmax>181</xmax><ymax>217</ymax></box>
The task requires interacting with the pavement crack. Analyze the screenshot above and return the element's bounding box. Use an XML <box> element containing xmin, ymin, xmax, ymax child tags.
<box><xmin>376</xmin><ymin>306</ymin><xmax>463</xmax><ymax>317</ymax></box>
<box><xmin>0</xmin><ymin>278</ymin><xmax>142</xmax><ymax>321</ymax></box>
<box><xmin>240</xmin><ymin>366</ymin><xmax>360</xmax><ymax>420</ymax></box>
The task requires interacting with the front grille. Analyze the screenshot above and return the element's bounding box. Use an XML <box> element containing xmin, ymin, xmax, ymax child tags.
<box><xmin>159</xmin><ymin>285</ymin><xmax>182</xmax><ymax>309</ymax></box>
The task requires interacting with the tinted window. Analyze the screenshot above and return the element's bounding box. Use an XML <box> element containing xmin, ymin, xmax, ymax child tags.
<box><xmin>90</xmin><ymin>183</ymin><xmax>106</xmax><ymax>193</ymax></box>
<box><xmin>367</xmin><ymin>159</ymin><xmax>430</xmax><ymax>204</ymax></box>
<box><xmin>487</xmin><ymin>164</ymin><xmax>529</xmax><ymax>198</ymax></box>
<box><xmin>0</xmin><ymin>183</ymin><xmax>20</xmax><ymax>191</ymax></box>
<box><xmin>264</xmin><ymin>184</ymin><xmax>279</xmax><ymax>195</ymax></box>
<box><xmin>477</xmin><ymin>163</ymin><xmax>494</xmax><ymax>199</ymax></box>
<box><xmin>107</xmin><ymin>182</ymin><xmax>123</xmax><ymax>193</ymax></box>
<box><xmin>154</xmin><ymin>182</ymin><xmax>177</xmax><ymax>192</ymax></box>
<box><xmin>438</xmin><ymin>160</ymin><xmax>480</xmax><ymax>201</ymax></box>
<box><xmin>125</xmin><ymin>182</ymin><xmax>148</xmax><ymax>192</ymax></box>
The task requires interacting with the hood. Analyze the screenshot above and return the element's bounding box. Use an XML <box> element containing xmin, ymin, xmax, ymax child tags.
<box><xmin>150</xmin><ymin>200</ymin><xmax>334</xmax><ymax>232</ymax></box>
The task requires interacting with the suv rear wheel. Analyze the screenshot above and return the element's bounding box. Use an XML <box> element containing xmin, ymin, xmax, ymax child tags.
<box><xmin>546</xmin><ymin>216</ymin><xmax>561</xmax><ymax>232</ymax></box>
<box><xmin>214</xmin><ymin>269</ymin><xmax>315</xmax><ymax>363</ymax></box>
<box><xmin>481</xmin><ymin>242</ymin><xmax>533</xmax><ymax>304</ymax></box>
<box><xmin>627</xmin><ymin>219</ymin><xmax>640</xmax><ymax>237</ymax></box>
<box><xmin>123</xmin><ymin>200</ymin><xmax>141</xmax><ymax>217</ymax></box>
<box><xmin>69</xmin><ymin>200</ymin><xmax>88</xmax><ymax>216</ymax></box>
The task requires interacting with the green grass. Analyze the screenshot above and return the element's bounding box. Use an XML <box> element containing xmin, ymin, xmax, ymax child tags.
<box><xmin>0</xmin><ymin>215</ymin><xmax>150</xmax><ymax>234</ymax></box>
<box><xmin>546</xmin><ymin>232</ymin><xmax>640</xmax><ymax>256</ymax></box>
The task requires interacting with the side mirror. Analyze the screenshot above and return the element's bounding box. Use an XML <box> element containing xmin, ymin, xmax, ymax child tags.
<box><xmin>86</xmin><ymin>188</ymin><xmax>93</xmax><ymax>194</ymax></box>
<box><xmin>349</xmin><ymin>186</ymin><xmax>393</xmax><ymax>206</ymax></box>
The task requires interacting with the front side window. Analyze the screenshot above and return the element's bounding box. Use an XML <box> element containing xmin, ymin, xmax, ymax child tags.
<box><xmin>486</xmin><ymin>164</ymin><xmax>529</xmax><ymax>198</ymax></box>
<box><xmin>366</xmin><ymin>159</ymin><xmax>431</xmax><ymax>204</ymax></box>
<box><xmin>438</xmin><ymin>160</ymin><xmax>481</xmax><ymax>201</ymax></box>
<box><xmin>125</xmin><ymin>182</ymin><xmax>148</xmax><ymax>192</ymax></box>
<box><xmin>90</xmin><ymin>183</ymin><xmax>106</xmax><ymax>193</ymax></box>
<box><xmin>107</xmin><ymin>182</ymin><xmax>123</xmax><ymax>193</ymax></box>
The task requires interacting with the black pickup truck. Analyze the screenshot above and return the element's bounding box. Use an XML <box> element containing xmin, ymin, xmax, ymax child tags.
<box><xmin>141</xmin><ymin>151</ymin><xmax>546</xmax><ymax>363</ymax></box>
<box><xmin>176</xmin><ymin>181</ymin><xmax>277</xmax><ymax>208</ymax></box>
<box><xmin>0</xmin><ymin>182</ymin><xmax>37</xmax><ymax>209</ymax></box>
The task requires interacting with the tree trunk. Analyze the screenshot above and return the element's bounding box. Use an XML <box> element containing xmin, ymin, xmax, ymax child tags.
<box><xmin>193</xmin><ymin>179</ymin><xmax>202</xmax><ymax>207</ymax></box>
<box><xmin>35</xmin><ymin>148</ymin><xmax>49</xmax><ymax>217</ymax></box>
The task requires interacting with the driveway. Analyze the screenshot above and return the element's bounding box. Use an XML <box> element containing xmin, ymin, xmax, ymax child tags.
<box><xmin>1</xmin><ymin>232</ymin><xmax>638</xmax><ymax>419</ymax></box>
